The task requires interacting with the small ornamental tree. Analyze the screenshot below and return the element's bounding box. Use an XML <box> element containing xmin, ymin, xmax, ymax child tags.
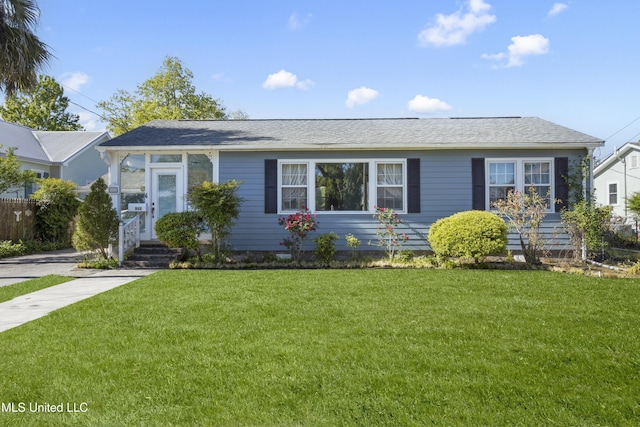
<box><xmin>372</xmin><ymin>206</ymin><xmax>408</xmax><ymax>260</ymax></box>
<box><xmin>30</xmin><ymin>178</ymin><xmax>80</xmax><ymax>244</ymax></box>
<box><xmin>72</xmin><ymin>177</ymin><xmax>119</xmax><ymax>259</ymax></box>
<box><xmin>492</xmin><ymin>186</ymin><xmax>552</xmax><ymax>265</ymax></box>
<box><xmin>186</xmin><ymin>180</ymin><xmax>243</xmax><ymax>256</ymax></box>
<box><xmin>278</xmin><ymin>206</ymin><xmax>318</xmax><ymax>262</ymax></box>
<box><xmin>428</xmin><ymin>210</ymin><xmax>507</xmax><ymax>263</ymax></box>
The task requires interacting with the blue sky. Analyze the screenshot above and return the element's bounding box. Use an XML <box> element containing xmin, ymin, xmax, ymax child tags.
<box><xmin>29</xmin><ymin>0</ymin><xmax>640</xmax><ymax>158</ymax></box>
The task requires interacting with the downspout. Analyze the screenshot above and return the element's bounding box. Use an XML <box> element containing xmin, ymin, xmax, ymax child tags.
<box><xmin>582</xmin><ymin>148</ymin><xmax>596</xmax><ymax>260</ymax></box>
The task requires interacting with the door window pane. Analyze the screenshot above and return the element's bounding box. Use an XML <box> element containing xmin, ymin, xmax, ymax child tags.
<box><xmin>158</xmin><ymin>174</ymin><xmax>177</xmax><ymax>217</ymax></box>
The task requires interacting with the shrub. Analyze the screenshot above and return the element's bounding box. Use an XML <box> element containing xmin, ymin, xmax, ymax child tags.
<box><xmin>30</xmin><ymin>178</ymin><xmax>80</xmax><ymax>244</ymax></box>
<box><xmin>313</xmin><ymin>232</ymin><xmax>339</xmax><ymax>265</ymax></box>
<box><xmin>428</xmin><ymin>210</ymin><xmax>507</xmax><ymax>262</ymax></box>
<box><xmin>345</xmin><ymin>233</ymin><xmax>361</xmax><ymax>259</ymax></box>
<box><xmin>187</xmin><ymin>180</ymin><xmax>243</xmax><ymax>256</ymax></box>
<box><xmin>278</xmin><ymin>206</ymin><xmax>318</xmax><ymax>262</ymax></box>
<box><xmin>372</xmin><ymin>206</ymin><xmax>409</xmax><ymax>260</ymax></box>
<box><xmin>0</xmin><ymin>240</ymin><xmax>27</xmax><ymax>258</ymax></box>
<box><xmin>561</xmin><ymin>200</ymin><xmax>614</xmax><ymax>261</ymax></box>
<box><xmin>154</xmin><ymin>211</ymin><xmax>205</xmax><ymax>259</ymax></box>
<box><xmin>72</xmin><ymin>177</ymin><xmax>120</xmax><ymax>259</ymax></box>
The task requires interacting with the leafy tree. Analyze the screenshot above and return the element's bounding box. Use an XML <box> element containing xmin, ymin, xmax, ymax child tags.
<box><xmin>186</xmin><ymin>180</ymin><xmax>243</xmax><ymax>256</ymax></box>
<box><xmin>72</xmin><ymin>177</ymin><xmax>119</xmax><ymax>259</ymax></box>
<box><xmin>30</xmin><ymin>178</ymin><xmax>80</xmax><ymax>244</ymax></box>
<box><xmin>628</xmin><ymin>192</ymin><xmax>640</xmax><ymax>217</ymax></box>
<box><xmin>0</xmin><ymin>0</ymin><xmax>52</xmax><ymax>96</ymax></box>
<box><xmin>0</xmin><ymin>75</ymin><xmax>83</xmax><ymax>130</ymax></box>
<box><xmin>0</xmin><ymin>144</ymin><xmax>36</xmax><ymax>194</ymax></box>
<box><xmin>98</xmin><ymin>57</ymin><xmax>227</xmax><ymax>136</ymax></box>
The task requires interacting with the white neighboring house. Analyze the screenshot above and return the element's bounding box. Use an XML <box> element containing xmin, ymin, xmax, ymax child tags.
<box><xmin>0</xmin><ymin>119</ymin><xmax>110</xmax><ymax>198</ymax></box>
<box><xmin>594</xmin><ymin>142</ymin><xmax>640</xmax><ymax>222</ymax></box>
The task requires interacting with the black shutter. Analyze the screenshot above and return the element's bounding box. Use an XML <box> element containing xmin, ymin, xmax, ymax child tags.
<box><xmin>471</xmin><ymin>158</ymin><xmax>485</xmax><ymax>210</ymax></box>
<box><xmin>407</xmin><ymin>158</ymin><xmax>420</xmax><ymax>213</ymax></box>
<box><xmin>264</xmin><ymin>159</ymin><xmax>278</xmax><ymax>214</ymax></box>
<box><xmin>554</xmin><ymin>157</ymin><xmax>569</xmax><ymax>212</ymax></box>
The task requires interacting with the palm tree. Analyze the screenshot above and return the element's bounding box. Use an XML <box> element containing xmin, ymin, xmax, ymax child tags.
<box><xmin>0</xmin><ymin>0</ymin><xmax>52</xmax><ymax>96</ymax></box>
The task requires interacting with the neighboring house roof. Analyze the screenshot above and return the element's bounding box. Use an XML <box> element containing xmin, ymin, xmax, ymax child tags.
<box><xmin>98</xmin><ymin>117</ymin><xmax>604</xmax><ymax>151</ymax></box>
<box><xmin>0</xmin><ymin>119</ymin><xmax>110</xmax><ymax>165</ymax></box>
<box><xmin>594</xmin><ymin>142</ymin><xmax>640</xmax><ymax>177</ymax></box>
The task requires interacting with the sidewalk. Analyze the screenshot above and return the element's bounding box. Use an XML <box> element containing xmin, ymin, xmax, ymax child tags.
<box><xmin>0</xmin><ymin>269</ymin><xmax>156</xmax><ymax>333</ymax></box>
<box><xmin>0</xmin><ymin>249</ymin><xmax>97</xmax><ymax>287</ymax></box>
<box><xmin>0</xmin><ymin>249</ymin><xmax>157</xmax><ymax>333</ymax></box>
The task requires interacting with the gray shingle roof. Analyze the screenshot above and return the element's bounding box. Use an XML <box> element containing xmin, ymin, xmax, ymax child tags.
<box><xmin>34</xmin><ymin>131</ymin><xmax>109</xmax><ymax>162</ymax></box>
<box><xmin>98</xmin><ymin>117</ymin><xmax>604</xmax><ymax>150</ymax></box>
<box><xmin>1</xmin><ymin>120</ymin><xmax>110</xmax><ymax>164</ymax></box>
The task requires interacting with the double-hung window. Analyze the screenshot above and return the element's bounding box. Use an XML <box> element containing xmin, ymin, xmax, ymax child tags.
<box><xmin>281</xmin><ymin>163</ymin><xmax>308</xmax><ymax>210</ymax></box>
<box><xmin>608</xmin><ymin>182</ymin><xmax>619</xmax><ymax>205</ymax></box>
<box><xmin>278</xmin><ymin>160</ymin><xmax>407</xmax><ymax>213</ymax></box>
<box><xmin>487</xmin><ymin>159</ymin><xmax>553</xmax><ymax>210</ymax></box>
<box><xmin>376</xmin><ymin>162</ymin><xmax>404</xmax><ymax>209</ymax></box>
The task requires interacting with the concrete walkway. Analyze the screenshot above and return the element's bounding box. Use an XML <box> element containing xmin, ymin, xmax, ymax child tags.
<box><xmin>0</xmin><ymin>250</ymin><xmax>157</xmax><ymax>333</ymax></box>
<box><xmin>0</xmin><ymin>249</ymin><xmax>98</xmax><ymax>287</ymax></box>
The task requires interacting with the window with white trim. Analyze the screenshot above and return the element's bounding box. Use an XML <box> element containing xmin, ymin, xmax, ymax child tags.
<box><xmin>486</xmin><ymin>159</ymin><xmax>554</xmax><ymax>210</ymax></box>
<box><xmin>608</xmin><ymin>182</ymin><xmax>619</xmax><ymax>205</ymax></box>
<box><xmin>279</xmin><ymin>160</ymin><xmax>406</xmax><ymax>213</ymax></box>
<box><xmin>281</xmin><ymin>163</ymin><xmax>308</xmax><ymax>210</ymax></box>
<box><xmin>630</xmin><ymin>154</ymin><xmax>639</xmax><ymax>169</ymax></box>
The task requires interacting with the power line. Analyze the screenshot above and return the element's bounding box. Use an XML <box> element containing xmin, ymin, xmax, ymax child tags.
<box><xmin>604</xmin><ymin>115</ymin><xmax>640</xmax><ymax>142</ymax></box>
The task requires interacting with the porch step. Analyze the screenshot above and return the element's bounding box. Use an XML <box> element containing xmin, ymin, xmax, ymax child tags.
<box><xmin>122</xmin><ymin>242</ymin><xmax>183</xmax><ymax>269</ymax></box>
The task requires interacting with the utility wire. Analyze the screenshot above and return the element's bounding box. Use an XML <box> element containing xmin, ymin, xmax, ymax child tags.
<box><xmin>604</xmin><ymin>115</ymin><xmax>640</xmax><ymax>142</ymax></box>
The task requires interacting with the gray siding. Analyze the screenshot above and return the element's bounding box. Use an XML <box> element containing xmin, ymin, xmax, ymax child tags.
<box><xmin>61</xmin><ymin>147</ymin><xmax>108</xmax><ymax>186</ymax></box>
<box><xmin>220</xmin><ymin>149</ymin><xmax>586</xmax><ymax>253</ymax></box>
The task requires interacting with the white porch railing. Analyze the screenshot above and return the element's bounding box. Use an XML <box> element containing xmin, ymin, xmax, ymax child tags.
<box><xmin>118</xmin><ymin>215</ymin><xmax>140</xmax><ymax>266</ymax></box>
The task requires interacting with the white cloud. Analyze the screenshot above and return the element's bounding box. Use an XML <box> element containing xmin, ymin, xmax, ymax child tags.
<box><xmin>60</xmin><ymin>71</ymin><xmax>91</xmax><ymax>92</ymax></box>
<box><xmin>288</xmin><ymin>12</ymin><xmax>312</xmax><ymax>30</ymax></box>
<box><xmin>262</xmin><ymin>69</ymin><xmax>314</xmax><ymax>90</ymax></box>
<box><xmin>418</xmin><ymin>0</ymin><xmax>496</xmax><ymax>47</ymax></box>
<box><xmin>407</xmin><ymin>95</ymin><xmax>452</xmax><ymax>114</ymax></box>
<box><xmin>482</xmin><ymin>34</ymin><xmax>550</xmax><ymax>67</ymax></box>
<box><xmin>548</xmin><ymin>3</ymin><xmax>568</xmax><ymax>16</ymax></box>
<box><xmin>77</xmin><ymin>112</ymin><xmax>99</xmax><ymax>132</ymax></box>
<box><xmin>345</xmin><ymin>86</ymin><xmax>379</xmax><ymax>108</ymax></box>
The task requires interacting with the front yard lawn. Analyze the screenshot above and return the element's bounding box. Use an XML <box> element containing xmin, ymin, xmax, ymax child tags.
<box><xmin>0</xmin><ymin>270</ymin><xmax>639</xmax><ymax>426</ymax></box>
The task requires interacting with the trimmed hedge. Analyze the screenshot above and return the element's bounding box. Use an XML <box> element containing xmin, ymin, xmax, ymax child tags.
<box><xmin>428</xmin><ymin>210</ymin><xmax>507</xmax><ymax>262</ymax></box>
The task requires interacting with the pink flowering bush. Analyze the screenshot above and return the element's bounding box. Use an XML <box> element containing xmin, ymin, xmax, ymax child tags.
<box><xmin>373</xmin><ymin>206</ymin><xmax>409</xmax><ymax>260</ymax></box>
<box><xmin>278</xmin><ymin>206</ymin><xmax>318</xmax><ymax>262</ymax></box>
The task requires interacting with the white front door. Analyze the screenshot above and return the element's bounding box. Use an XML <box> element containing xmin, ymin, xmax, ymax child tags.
<box><xmin>151</xmin><ymin>168</ymin><xmax>183</xmax><ymax>239</ymax></box>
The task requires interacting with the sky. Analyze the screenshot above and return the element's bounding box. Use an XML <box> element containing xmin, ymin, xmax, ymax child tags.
<box><xmin>21</xmin><ymin>0</ymin><xmax>640</xmax><ymax>159</ymax></box>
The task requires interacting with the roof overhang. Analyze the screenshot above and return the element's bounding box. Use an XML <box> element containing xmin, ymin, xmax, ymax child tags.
<box><xmin>96</xmin><ymin>142</ymin><xmax>602</xmax><ymax>153</ymax></box>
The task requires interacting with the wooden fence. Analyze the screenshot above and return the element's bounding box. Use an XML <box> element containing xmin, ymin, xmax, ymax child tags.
<box><xmin>0</xmin><ymin>198</ymin><xmax>37</xmax><ymax>241</ymax></box>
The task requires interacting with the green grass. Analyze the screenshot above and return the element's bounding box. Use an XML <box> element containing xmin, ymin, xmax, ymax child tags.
<box><xmin>0</xmin><ymin>270</ymin><xmax>639</xmax><ymax>426</ymax></box>
<box><xmin>0</xmin><ymin>275</ymin><xmax>74</xmax><ymax>303</ymax></box>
